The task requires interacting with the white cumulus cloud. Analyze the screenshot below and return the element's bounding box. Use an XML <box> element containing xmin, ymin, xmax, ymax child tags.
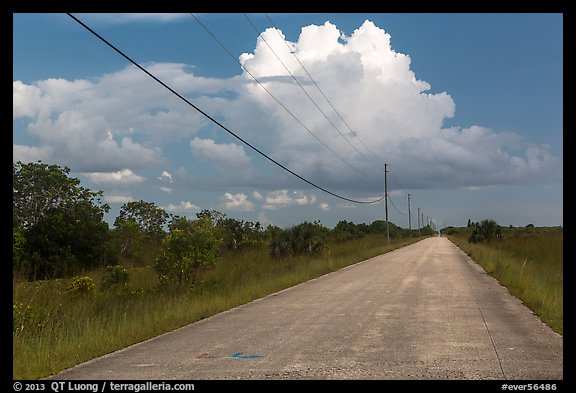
<box><xmin>83</xmin><ymin>168</ymin><xmax>145</xmax><ymax>185</ymax></box>
<box><xmin>190</xmin><ymin>137</ymin><xmax>251</xmax><ymax>174</ymax></box>
<box><xmin>220</xmin><ymin>192</ymin><xmax>255</xmax><ymax>212</ymax></box>
<box><xmin>13</xmin><ymin>19</ymin><xmax>561</xmax><ymax>196</ymax></box>
<box><xmin>263</xmin><ymin>190</ymin><xmax>317</xmax><ymax>210</ymax></box>
<box><xmin>104</xmin><ymin>194</ymin><xmax>134</xmax><ymax>204</ymax></box>
<box><xmin>162</xmin><ymin>201</ymin><xmax>200</xmax><ymax>212</ymax></box>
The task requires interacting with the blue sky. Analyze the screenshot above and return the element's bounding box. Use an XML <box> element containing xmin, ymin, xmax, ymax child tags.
<box><xmin>13</xmin><ymin>13</ymin><xmax>563</xmax><ymax>229</ymax></box>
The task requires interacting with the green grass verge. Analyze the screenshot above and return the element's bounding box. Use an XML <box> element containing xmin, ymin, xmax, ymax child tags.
<box><xmin>448</xmin><ymin>227</ymin><xmax>562</xmax><ymax>335</ymax></box>
<box><xmin>13</xmin><ymin>234</ymin><xmax>423</xmax><ymax>379</ymax></box>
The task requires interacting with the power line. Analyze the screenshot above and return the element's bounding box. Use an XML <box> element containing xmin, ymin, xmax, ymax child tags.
<box><xmin>192</xmin><ymin>13</ymin><xmax>380</xmax><ymax>184</ymax></box>
<box><xmin>385</xmin><ymin>168</ymin><xmax>408</xmax><ymax>216</ymax></box>
<box><xmin>66</xmin><ymin>13</ymin><xmax>384</xmax><ymax>205</ymax></box>
<box><xmin>243</xmin><ymin>13</ymin><xmax>384</xmax><ymax>173</ymax></box>
<box><xmin>388</xmin><ymin>194</ymin><xmax>408</xmax><ymax>216</ymax></box>
<box><xmin>264</xmin><ymin>13</ymin><xmax>387</xmax><ymax>169</ymax></box>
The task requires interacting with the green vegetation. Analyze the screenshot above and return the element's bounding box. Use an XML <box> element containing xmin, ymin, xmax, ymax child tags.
<box><xmin>13</xmin><ymin>161</ymin><xmax>434</xmax><ymax>379</ymax></box>
<box><xmin>13</xmin><ymin>234</ymin><xmax>424</xmax><ymax>379</ymax></box>
<box><xmin>446</xmin><ymin>223</ymin><xmax>563</xmax><ymax>335</ymax></box>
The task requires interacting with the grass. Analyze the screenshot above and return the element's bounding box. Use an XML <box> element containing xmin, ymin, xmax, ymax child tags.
<box><xmin>448</xmin><ymin>227</ymin><xmax>563</xmax><ymax>335</ymax></box>
<box><xmin>13</xmin><ymin>234</ymin><xmax>423</xmax><ymax>379</ymax></box>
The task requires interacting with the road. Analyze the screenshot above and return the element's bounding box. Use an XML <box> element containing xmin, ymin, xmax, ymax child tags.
<box><xmin>48</xmin><ymin>237</ymin><xmax>562</xmax><ymax>380</ymax></box>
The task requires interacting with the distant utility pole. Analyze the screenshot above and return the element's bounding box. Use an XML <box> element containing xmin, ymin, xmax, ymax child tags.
<box><xmin>417</xmin><ymin>207</ymin><xmax>420</xmax><ymax>236</ymax></box>
<box><xmin>384</xmin><ymin>163</ymin><xmax>389</xmax><ymax>243</ymax></box>
<box><xmin>407</xmin><ymin>193</ymin><xmax>411</xmax><ymax>230</ymax></box>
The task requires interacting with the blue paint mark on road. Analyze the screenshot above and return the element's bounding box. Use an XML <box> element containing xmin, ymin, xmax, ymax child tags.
<box><xmin>230</xmin><ymin>352</ymin><xmax>264</xmax><ymax>359</ymax></box>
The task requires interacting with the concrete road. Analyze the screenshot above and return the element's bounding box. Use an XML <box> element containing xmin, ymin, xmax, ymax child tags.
<box><xmin>49</xmin><ymin>237</ymin><xmax>562</xmax><ymax>380</ymax></box>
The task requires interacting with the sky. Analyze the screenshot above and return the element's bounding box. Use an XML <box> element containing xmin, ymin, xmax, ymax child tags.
<box><xmin>12</xmin><ymin>13</ymin><xmax>563</xmax><ymax>229</ymax></box>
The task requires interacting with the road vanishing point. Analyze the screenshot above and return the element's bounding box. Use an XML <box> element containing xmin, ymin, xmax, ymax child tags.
<box><xmin>49</xmin><ymin>237</ymin><xmax>562</xmax><ymax>380</ymax></box>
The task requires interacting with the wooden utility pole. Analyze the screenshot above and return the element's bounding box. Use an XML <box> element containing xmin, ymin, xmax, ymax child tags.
<box><xmin>407</xmin><ymin>193</ymin><xmax>411</xmax><ymax>230</ymax></box>
<box><xmin>384</xmin><ymin>164</ymin><xmax>389</xmax><ymax>243</ymax></box>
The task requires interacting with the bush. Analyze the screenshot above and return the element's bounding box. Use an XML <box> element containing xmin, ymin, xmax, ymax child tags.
<box><xmin>155</xmin><ymin>217</ymin><xmax>221</xmax><ymax>287</ymax></box>
<box><xmin>102</xmin><ymin>265</ymin><xmax>130</xmax><ymax>289</ymax></box>
<box><xmin>13</xmin><ymin>302</ymin><xmax>51</xmax><ymax>335</ymax></box>
<box><xmin>468</xmin><ymin>219</ymin><xmax>502</xmax><ymax>243</ymax></box>
<box><xmin>269</xmin><ymin>221</ymin><xmax>328</xmax><ymax>258</ymax></box>
<box><xmin>65</xmin><ymin>276</ymin><xmax>95</xmax><ymax>297</ymax></box>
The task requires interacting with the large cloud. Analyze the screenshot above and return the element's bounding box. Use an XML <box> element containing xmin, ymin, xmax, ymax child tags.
<box><xmin>13</xmin><ymin>19</ymin><xmax>561</xmax><ymax>195</ymax></box>
<box><xmin>234</xmin><ymin>20</ymin><xmax>560</xmax><ymax>191</ymax></box>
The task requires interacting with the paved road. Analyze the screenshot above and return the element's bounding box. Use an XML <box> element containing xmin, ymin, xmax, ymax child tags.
<box><xmin>49</xmin><ymin>237</ymin><xmax>562</xmax><ymax>380</ymax></box>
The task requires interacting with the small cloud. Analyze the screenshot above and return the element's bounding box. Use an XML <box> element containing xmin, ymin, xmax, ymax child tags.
<box><xmin>319</xmin><ymin>203</ymin><xmax>330</xmax><ymax>211</ymax></box>
<box><xmin>253</xmin><ymin>191</ymin><xmax>264</xmax><ymax>200</ymax></box>
<box><xmin>104</xmin><ymin>194</ymin><xmax>134</xmax><ymax>204</ymax></box>
<box><xmin>221</xmin><ymin>192</ymin><xmax>255</xmax><ymax>212</ymax></box>
<box><xmin>162</xmin><ymin>201</ymin><xmax>200</xmax><ymax>212</ymax></box>
<box><xmin>159</xmin><ymin>186</ymin><xmax>173</xmax><ymax>193</ymax></box>
<box><xmin>262</xmin><ymin>189</ymin><xmax>317</xmax><ymax>210</ymax></box>
<box><xmin>336</xmin><ymin>202</ymin><xmax>357</xmax><ymax>209</ymax></box>
<box><xmin>158</xmin><ymin>170</ymin><xmax>173</xmax><ymax>182</ymax></box>
<box><xmin>84</xmin><ymin>168</ymin><xmax>145</xmax><ymax>185</ymax></box>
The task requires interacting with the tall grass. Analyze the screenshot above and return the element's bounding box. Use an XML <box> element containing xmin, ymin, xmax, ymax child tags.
<box><xmin>448</xmin><ymin>228</ymin><xmax>562</xmax><ymax>335</ymax></box>
<box><xmin>13</xmin><ymin>234</ymin><xmax>422</xmax><ymax>379</ymax></box>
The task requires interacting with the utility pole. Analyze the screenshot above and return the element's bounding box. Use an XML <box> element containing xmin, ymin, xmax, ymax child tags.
<box><xmin>421</xmin><ymin>212</ymin><xmax>425</xmax><ymax>229</ymax></box>
<box><xmin>384</xmin><ymin>163</ymin><xmax>389</xmax><ymax>243</ymax></box>
<box><xmin>417</xmin><ymin>207</ymin><xmax>420</xmax><ymax>236</ymax></box>
<box><xmin>407</xmin><ymin>193</ymin><xmax>411</xmax><ymax>230</ymax></box>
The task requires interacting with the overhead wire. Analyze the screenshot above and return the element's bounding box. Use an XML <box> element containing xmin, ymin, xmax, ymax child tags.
<box><xmin>385</xmin><ymin>167</ymin><xmax>408</xmax><ymax>216</ymax></box>
<box><xmin>264</xmin><ymin>13</ymin><xmax>388</xmax><ymax>169</ymax></box>
<box><xmin>388</xmin><ymin>194</ymin><xmax>408</xmax><ymax>216</ymax></box>
<box><xmin>242</xmin><ymin>13</ymin><xmax>384</xmax><ymax>173</ymax></box>
<box><xmin>191</xmin><ymin>13</ymin><xmax>380</xmax><ymax>184</ymax></box>
<box><xmin>66</xmin><ymin>13</ymin><xmax>385</xmax><ymax>205</ymax></box>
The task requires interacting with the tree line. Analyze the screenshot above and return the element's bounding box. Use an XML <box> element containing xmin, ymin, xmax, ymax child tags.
<box><xmin>13</xmin><ymin>161</ymin><xmax>434</xmax><ymax>284</ymax></box>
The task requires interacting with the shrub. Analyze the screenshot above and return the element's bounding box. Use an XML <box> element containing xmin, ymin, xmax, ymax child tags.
<box><xmin>468</xmin><ymin>219</ymin><xmax>502</xmax><ymax>243</ymax></box>
<box><xmin>102</xmin><ymin>265</ymin><xmax>130</xmax><ymax>289</ymax></box>
<box><xmin>269</xmin><ymin>221</ymin><xmax>328</xmax><ymax>258</ymax></box>
<box><xmin>65</xmin><ymin>276</ymin><xmax>95</xmax><ymax>297</ymax></box>
<box><xmin>13</xmin><ymin>302</ymin><xmax>51</xmax><ymax>335</ymax></box>
<box><xmin>155</xmin><ymin>217</ymin><xmax>221</xmax><ymax>287</ymax></box>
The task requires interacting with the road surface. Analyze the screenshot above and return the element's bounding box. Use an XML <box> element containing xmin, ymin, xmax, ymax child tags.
<box><xmin>49</xmin><ymin>237</ymin><xmax>562</xmax><ymax>380</ymax></box>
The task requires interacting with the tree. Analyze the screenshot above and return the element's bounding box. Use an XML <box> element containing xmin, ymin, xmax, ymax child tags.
<box><xmin>114</xmin><ymin>200</ymin><xmax>170</xmax><ymax>240</ymax></box>
<box><xmin>217</xmin><ymin>217</ymin><xmax>265</xmax><ymax>250</ymax></box>
<box><xmin>196</xmin><ymin>209</ymin><xmax>226</xmax><ymax>227</ymax></box>
<box><xmin>469</xmin><ymin>219</ymin><xmax>502</xmax><ymax>243</ymax></box>
<box><xmin>23</xmin><ymin>200</ymin><xmax>110</xmax><ymax>279</ymax></box>
<box><xmin>13</xmin><ymin>162</ymin><xmax>110</xmax><ymax>280</ymax></box>
<box><xmin>111</xmin><ymin>219</ymin><xmax>145</xmax><ymax>261</ymax></box>
<box><xmin>155</xmin><ymin>216</ymin><xmax>222</xmax><ymax>287</ymax></box>
<box><xmin>269</xmin><ymin>221</ymin><xmax>328</xmax><ymax>258</ymax></box>
<box><xmin>13</xmin><ymin>227</ymin><xmax>26</xmax><ymax>275</ymax></box>
<box><xmin>332</xmin><ymin>220</ymin><xmax>362</xmax><ymax>241</ymax></box>
<box><xmin>13</xmin><ymin>161</ymin><xmax>108</xmax><ymax>229</ymax></box>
